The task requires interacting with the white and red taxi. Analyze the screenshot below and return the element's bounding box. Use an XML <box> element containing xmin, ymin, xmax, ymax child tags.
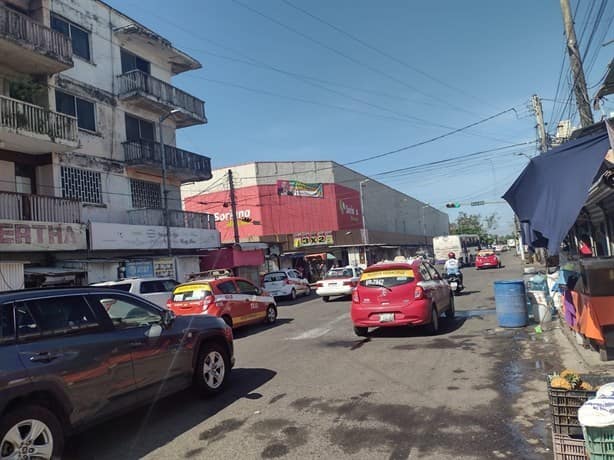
<box><xmin>315</xmin><ymin>266</ymin><xmax>362</xmax><ymax>302</ymax></box>
<box><xmin>167</xmin><ymin>275</ymin><xmax>277</xmax><ymax>329</ymax></box>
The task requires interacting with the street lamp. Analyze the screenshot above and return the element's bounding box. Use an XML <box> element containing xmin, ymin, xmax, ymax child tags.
<box><xmin>159</xmin><ymin>109</ymin><xmax>183</xmax><ymax>258</ymax></box>
<box><xmin>359</xmin><ymin>179</ymin><xmax>370</xmax><ymax>265</ymax></box>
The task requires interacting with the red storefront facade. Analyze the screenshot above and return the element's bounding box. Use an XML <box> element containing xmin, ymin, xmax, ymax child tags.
<box><xmin>184</xmin><ymin>182</ymin><xmax>363</xmax><ymax>245</ymax></box>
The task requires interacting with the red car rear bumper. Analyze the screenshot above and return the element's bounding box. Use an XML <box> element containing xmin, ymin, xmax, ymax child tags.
<box><xmin>351</xmin><ymin>300</ymin><xmax>430</xmax><ymax>327</ymax></box>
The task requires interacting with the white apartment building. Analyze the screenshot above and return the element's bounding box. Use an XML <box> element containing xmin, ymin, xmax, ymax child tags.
<box><xmin>0</xmin><ymin>0</ymin><xmax>220</xmax><ymax>290</ymax></box>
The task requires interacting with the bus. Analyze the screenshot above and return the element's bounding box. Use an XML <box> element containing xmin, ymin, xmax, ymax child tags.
<box><xmin>433</xmin><ymin>234</ymin><xmax>481</xmax><ymax>266</ymax></box>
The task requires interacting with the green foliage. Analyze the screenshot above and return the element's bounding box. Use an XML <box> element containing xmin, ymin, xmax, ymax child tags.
<box><xmin>450</xmin><ymin>212</ymin><xmax>500</xmax><ymax>241</ymax></box>
<box><xmin>9</xmin><ymin>77</ymin><xmax>47</xmax><ymax>104</ymax></box>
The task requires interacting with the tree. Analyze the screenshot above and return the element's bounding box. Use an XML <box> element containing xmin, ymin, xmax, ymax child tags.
<box><xmin>450</xmin><ymin>212</ymin><xmax>500</xmax><ymax>241</ymax></box>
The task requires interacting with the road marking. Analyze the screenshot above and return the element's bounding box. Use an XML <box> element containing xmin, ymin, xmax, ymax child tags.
<box><xmin>288</xmin><ymin>313</ymin><xmax>348</xmax><ymax>340</ymax></box>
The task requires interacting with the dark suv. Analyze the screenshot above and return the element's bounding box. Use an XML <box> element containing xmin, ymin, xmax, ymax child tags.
<box><xmin>0</xmin><ymin>287</ymin><xmax>235</xmax><ymax>459</ymax></box>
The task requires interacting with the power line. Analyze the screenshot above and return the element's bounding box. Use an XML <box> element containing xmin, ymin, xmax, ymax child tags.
<box><xmin>230</xmin><ymin>0</ymin><xmax>482</xmax><ymax>118</ymax></box>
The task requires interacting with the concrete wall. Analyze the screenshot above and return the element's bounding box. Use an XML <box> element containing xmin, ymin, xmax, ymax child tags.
<box><xmin>0</xmin><ymin>160</ymin><xmax>16</xmax><ymax>192</ymax></box>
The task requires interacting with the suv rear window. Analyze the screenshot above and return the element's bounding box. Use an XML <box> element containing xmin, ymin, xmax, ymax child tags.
<box><xmin>264</xmin><ymin>273</ymin><xmax>287</xmax><ymax>282</ymax></box>
<box><xmin>102</xmin><ymin>283</ymin><xmax>131</xmax><ymax>292</ymax></box>
<box><xmin>140</xmin><ymin>280</ymin><xmax>178</xmax><ymax>294</ymax></box>
<box><xmin>172</xmin><ymin>285</ymin><xmax>212</xmax><ymax>302</ymax></box>
<box><xmin>325</xmin><ymin>268</ymin><xmax>353</xmax><ymax>279</ymax></box>
<box><xmin>359</xmin><ymin>269</ymin><xmax>415</xmax><ymax>288</ymax></box>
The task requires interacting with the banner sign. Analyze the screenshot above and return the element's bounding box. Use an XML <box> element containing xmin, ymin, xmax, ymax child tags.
<box><xmin>154</xmin><ymin>258</ymin><xmax>175</xmax><ymax>278</ymax></box>
<box><xmin>293</xmin><ymin>230</ymin><xmax>334</xmax><ymax>248</ymax></box>
<box><xmin>277</xmin><ymin>180</ymin><xmax>323</xmax><ymax>198</ymax></box>
<box><xmin>0</xmin><ymin>220</ymin><xmax>86</xmax><ymax>251</ymax></box>
<box><xmin>125</xmin><ymin>261</ymin><xmax>154</xmax><ymax>278</ymax></box>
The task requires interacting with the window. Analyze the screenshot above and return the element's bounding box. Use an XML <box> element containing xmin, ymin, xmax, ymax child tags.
<box><xmin>172</xmin><ymin>285</ymin><xmax>212</xmax><ymax>302</ymax></box>
<box><xmin>120</xmin><ymin>49</ymin><xmax>151</xmax><ymax>74</ymax></box>
<box><xmin>263</xmin><ymin>273</ymin><xmax>287</xmax><ymax>283</ymax></box>
<box><xmin>419</xmin><ymin>264</ymin><xmax>432</xmax><ymax>281</ymax></box>
<box><xmin>0</xmin><ymin>304</ymin><xmax>15</xmax><ymax>345</ymax></box>
<box><xmin>425</xmin><ymin>264</ymin><xmax>441</xmax><ymax>280</ymax></box>
<box><xmin>91</xmin><ymin>294</ymin><xmax>160</xmax><ymax>329</ymax></box>
<box><xmin>61</xmin><ymin>166</ymin><xmax>102</xmax><ymax>203</ymax></box>
<box><xmin>236</xmin><ymin>280</ymin><xmax>258</xmax><ymax>296</ymax></box>
<box><xmin>51</xmin><ymin>14</ymin><xmax>90</xmax><ymax>61</ymax></box>
<box><xmin>139</xmin><ymin>280</ymin><xmax>177</xmax><ymax>294</ymax></box>
<box><xmin>103</xmin><ymin>283</ymin><xmax>131</xmax><ymax>292</ymax></box>
<box><xmin>325</xmin><ymin>268</ymin><xmax>353</xmax><ymax>279</ymax></box>
<box><xmin>125</xmin><ymin>114</ymin><xmax>155</xmax><ymax>142</ymax></box>
<box><xmin>359</xmin><ymin>269</ymin><xmax>415</xmax><ymax>288</ymax></box>
<box><xmin>131</xmin><ymin>179</ymin><xmax>162</xmax><ymax>209</ymax></box>
<box><xmin>20</xmin><ymin>296</ymin><xmax>99</xmax><ymax>339</ymax></box>
<box><xmin>55</xmin><ymin>90</ymin><xmax>95</xmax><ymax>131</ymax></box>
<box><xmin>217</xmin><ymin>281</ymin><xmax>238</xmax><ymax>295</ymax></box>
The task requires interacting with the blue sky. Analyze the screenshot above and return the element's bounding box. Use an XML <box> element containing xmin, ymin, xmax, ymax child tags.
<box><xmin>110</xmin><ymin>0</ymin><xmax>614</xmax><ymax>234</ymax></box>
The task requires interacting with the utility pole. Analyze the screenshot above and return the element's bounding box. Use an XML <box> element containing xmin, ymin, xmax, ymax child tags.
<box><xmin>531</xmin><ymin>95</ymin><xmax>549</xmax><ymax>153</ymax></box>
<box><xmin>560</xmin><ymin>0</ymin><xmax>594</xmax><ymax>128</ymax></box>
<box><xmin>228</xmin><ymin>169</ymin><xmax>240</xmax><ymax>244</ymax></box>
<box><xmin>159</xmin><ymin>117</ymin><xmax>172</xmax><ymax>257</ymax></box>
<box><xmin>359</xmin><ymin>179</ymin><xmax>369</xmax><ymax>265</ymax></box>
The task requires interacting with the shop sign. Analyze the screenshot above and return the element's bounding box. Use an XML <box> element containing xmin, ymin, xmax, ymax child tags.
<box><xmin>338</xmin><ymin>199</ymin><xmax>361</xmax><ymax>221</ymax></box>
<box><xmin>90</xmin><ymin>222</ymin><xmax>220</xmax><ymax>250</ymax></box>
<box><xmin>0</xmin><ymin>220</ymin><xmax>86</xmax><ymax>251</ymax></box>
<box><xmin>154</xmin><ymin>258</ymin><xmax>175</xmax><ymax>278</ymax></box>
<box><xmin>125</xmin><ymin>261</ymin><xmax>154</xmax><ymax>278</ymax></box>
<box><xmin>215</xmin><ymin>209</ymin><xmax>252</xmax><ymax>222</ymax></box>
<box><xmin>277</xmin><ymin>180</ymin><xmax>323</xmax><ymax>198</ymax></box>
<box><xmin>293</xmin><ymin>231</ymin><xmax>334</xmax><ymax>248</ymax></box>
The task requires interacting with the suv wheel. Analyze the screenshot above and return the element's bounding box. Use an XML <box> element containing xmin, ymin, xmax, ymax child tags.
<box><xmin>0</xmin><ymin>405</ymin><xmax>63</xmax><ymax>460</ymax></box>
<box><xmin>195</xmin><ymin>343</ymin><xmax>230</xmax><ymax>396</ymax></box>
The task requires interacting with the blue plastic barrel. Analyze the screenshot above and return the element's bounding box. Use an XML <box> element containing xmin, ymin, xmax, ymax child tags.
<box><xmin>494</xmin><ymin>280</ymin><xmax>528</xmax><ymax>327</ymax></box>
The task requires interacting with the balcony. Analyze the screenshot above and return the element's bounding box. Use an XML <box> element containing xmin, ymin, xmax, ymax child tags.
<box><xmin>127</xmin><ymin>208</ymin><xmax>216</xmax><ymax>229</ymax></box>
<box><xmin>117</xmin><ymin>70</ymin><xmax>206</xmax><ymax>128</ymax></box>
<box><xmin>122</xmin><ymin>139</ymin><xmax>212</xmax><ymax>182</ymax></box>
<box><xmin>0</xmin><ymin>4</ymin><xmax>73</xmax><ymax>74</ymax></box>
<box><xmin>0</xmin><ymin>95</ymin><xmax>79</xmax><ymax>153</ymax></box>
<box><xmin>0</xmin><ymin>191</ymin><xmax>81</xmax><ymax>223</ymax></box>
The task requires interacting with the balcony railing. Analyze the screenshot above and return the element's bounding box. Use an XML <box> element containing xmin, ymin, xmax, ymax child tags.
<box><xmin>0</xmin><ymin>95</ymin><xmax>78</xmax><ymax>144</ymax></box>
<box><xmin>122</xmin><ymin>139</ymin><xmax>212</xmax><ymax>182</ymax></box>
<box><xmin>117</xmin><ymin>70</ymin><xmax>206</xmax><ymax>125</ymax></box>
<box><xmin>0</xmin><ymin>191</ymin><xmax>81</xmax><ymax>223</ymax></box>
<box><xmin>128</xmin><ymin>208</ymin><xmax>216</xmax><ymax>229</ymax></box>
<box><xmin>0</xmin><ymin>4</ymin><xmax>73</xmax><ymax>66</ymax></box>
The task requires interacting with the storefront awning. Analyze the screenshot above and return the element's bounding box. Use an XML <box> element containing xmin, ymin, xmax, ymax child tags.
<box><xmin>503</xmin><ymin>128</ymin><xmax>611</xmax><ymax>254</ymax></box>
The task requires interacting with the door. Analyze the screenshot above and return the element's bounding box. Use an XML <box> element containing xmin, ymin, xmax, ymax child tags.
<box><xmin>235</xmin><ymin>279</ymin><xmax>266</xmax><ymax>325</ymax></box>
<box><xmin>14</xmin><ymin>295</ymin><xmax>136</xmax><ymax>424</ymax></box>
<box><xmin>88</xmin><ymin>293</ymin><xmax>192</xmax><ymax>401</ymax></box>
<box><xmin>215</xmin><ymin>280</ymin><xmax>243</xmax><ymax>324</ymax></box>
<box><xmin>288</xmin><ymin>270</ymin><xmax>306</xmax><ymax>294</ymax></box>
<box><xmin>418</xmin><ymin>263</ymin><xmax>440</xmax><ymax>312</ymax></box>
<box><xmin>426</xmin><ymin>263</ymin><xmax>449</xmax><ymax>310</ymax></box>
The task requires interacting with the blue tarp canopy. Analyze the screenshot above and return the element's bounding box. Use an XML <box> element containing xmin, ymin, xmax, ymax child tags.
<box><xmin>503</xmin><ymin>130</ymin><xmax>610</xmax><ymax>254</ymax></box>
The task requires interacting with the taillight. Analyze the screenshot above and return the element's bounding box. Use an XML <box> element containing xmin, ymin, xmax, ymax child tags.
<box><xmin>166</xmin><ymin>299</ymin><xmax>172</xmax><ymax>308</ymax></box>
<box><xmin>343</xmin><ymin>280</ymin><xmax>352</xmax><ymax>286</ymax></box>
<box><xmin>316</xmin><ymin>281</ymin><xmax>323</xmax><ymax>287</ymax></box>
<box><xmin>414</xmin><ymin>286</ymin><xmax>425</xmax><ymax>300</ymax></box>
<box><xmin>223</xmin><ymin>325</ymin><xmax>233</xmax><ymax>341</ymax></box>
<box><xmin>352</xmin><ymin>290</ymin><xmax>360</xmax><ymax>303</ymax></box>
<box><xmin>285</xmin><ymin>279</ymin><xmax>291</xmax><ymax>285</ymax></box>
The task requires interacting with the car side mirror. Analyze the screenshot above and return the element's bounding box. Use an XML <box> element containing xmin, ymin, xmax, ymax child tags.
<box><xmin>145</xmin><ymin>323</ymin><xmax>163</xmax><ymax>338</ymax></box>
<box><xmin>255</xmin><ymin>287</ymin><xmax>262</xmax><ymax>296</ymax></box>
<box><xmin>161</xmin><ymin>309</ymin><xmax>175</xmax><ymax>328</ymax></box>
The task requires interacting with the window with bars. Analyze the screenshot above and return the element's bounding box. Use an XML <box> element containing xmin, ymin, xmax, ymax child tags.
<box><xmin>130</xmin><ymin>179</ymin><xmax>161</xmax><ymax>209</ymax></box>
<box><xmin>61</xmin><ymin>167</ymin><xmax>102</xmax><ymax>203</ymax></box>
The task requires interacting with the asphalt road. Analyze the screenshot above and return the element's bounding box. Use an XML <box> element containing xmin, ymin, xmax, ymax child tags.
<box><xmin>66</xmin><ymin>253</ymin><xmax>556</xmax><ymax>459</ymax></box>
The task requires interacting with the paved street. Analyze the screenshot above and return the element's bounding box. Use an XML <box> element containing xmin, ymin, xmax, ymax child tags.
<box><xmin>65</xmin><ymin>253</ymin><xmax>559</xmax><ymax>459</ymax></box>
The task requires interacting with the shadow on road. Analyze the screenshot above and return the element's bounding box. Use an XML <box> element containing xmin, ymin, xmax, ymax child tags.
<box><xmin>276</xmin><ymin>293</ymin><xmax>319</xmax><ymax>307</ymax></box>
<box><xmin>369</xmin><ymin>317</ymin><xmax>467</xmax><ymax>338</ymax></box>
<box><xmin>233</xmin><ymin>318</ymin><xmax>294</xmax><ymax>339</ymax></box>
<box><xmin>64</xmin><ymin>367</ymin><xmax>277</xmax><ymax>460</ymax></box>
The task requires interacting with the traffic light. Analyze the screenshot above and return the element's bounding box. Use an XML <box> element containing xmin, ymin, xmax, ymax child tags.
<box><xmin>445</xmin><ymin>202</ymin><xmax>461</xmax><ymax>208</ymax></box>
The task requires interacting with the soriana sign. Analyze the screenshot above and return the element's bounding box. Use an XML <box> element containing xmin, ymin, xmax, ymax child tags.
<box><xmin>0</xmin><ymin>220</ymin><xmax>87</xmax><ymax>251</ymax></box>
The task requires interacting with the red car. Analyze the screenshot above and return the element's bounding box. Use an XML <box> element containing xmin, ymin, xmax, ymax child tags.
<box><xmin>167</xmin><ymin>276</ymin><xmax>278</xmax><ymax>329</ymax></box>
<box><xmin>351</xmin><ymin>260</ymin><xmax>454</xmax><ymax>337</ymax></box>
<box><xmin>475</xmin><ymin>250</ymin><xmax>501</xmax><ymax>270</ymax></box>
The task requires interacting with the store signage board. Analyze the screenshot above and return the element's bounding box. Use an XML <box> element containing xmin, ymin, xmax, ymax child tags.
<box><xmin>293</xmin><ymin>231</ymin><xmax>334</xmax><ymax>248</ymax></box>
<box><xmin>90</xmin><ymin>223</ymin><xmax>221</xmax><ymax>250</ymax></box>
<box><xmin>0</xmin><ymin>220</ymin><xmax>86</xmax><ymax>251</ymax></box>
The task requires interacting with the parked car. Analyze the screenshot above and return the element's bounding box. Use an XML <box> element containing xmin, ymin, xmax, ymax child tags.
<box><xmin>0</xmin><ymin>287</ymin><xmax>234</xmax><ymax>459</ymax></box>
<box><xmin>262</xmin><ymin>269</ymin><xmax>310</xmax><ymax>300</ymax></box>
<box><xmin>167</xmin><ymin>276</ymin><xmax>277</xmax><ymax>329</ymax></box>
<box><xmin>351</xmin><ymin>260</ymin><xmax>454</xmax><ymax>336</ymax></box>
<box><xmin>91</xmin><ymin>277</ymin><xmax>179</xmax><ymax>308</ymax></box>
<box><xmin>315</xmin><ymin>266</ymin><xmax>362</xmax><ymax>302</ymax></box>
<box><xmin>475</xmin><ymin>250</ymin><xmax>501</xmax><ymax>269</ymax></box>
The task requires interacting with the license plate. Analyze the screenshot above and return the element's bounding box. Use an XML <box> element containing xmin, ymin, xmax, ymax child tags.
<box><xmin>379</xmin><ymin>313</ymin><xmax>394</xmax><ymax>322</ymax></box>
<box><xmin>450</xmin><ymin>282</ymin><xmax>458</xmax><ymax>290</ymax></box>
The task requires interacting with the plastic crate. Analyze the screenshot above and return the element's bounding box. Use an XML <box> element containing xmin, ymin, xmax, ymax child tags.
<box><xmin>582</xmin><ymin>426</ymin><xmax>614</xmax><ymax>459</ymax></box>
<box><xmin>548</xmin><ymin>381</ymin><xmax>597</xmax><ymax>435</ymax></box>
<box><xmin>552</xmin><ymin>433</ymin><xmax>588</xmax><ymax>460</ymax></box>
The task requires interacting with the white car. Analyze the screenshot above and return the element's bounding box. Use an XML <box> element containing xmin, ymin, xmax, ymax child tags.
<box><xmin>91</xmin><ymin>277</ymin><xmax>179</xmax><ymax>308</ymax></box>
<box><xmin>262</xmin><ymin>269</ymin><xmax>310</xmax><ymax>300</ymax></box>
<box><xmin>315</xmin><ymin>266</ymin><xmax>362</xmax><ymax>302</ymax></box>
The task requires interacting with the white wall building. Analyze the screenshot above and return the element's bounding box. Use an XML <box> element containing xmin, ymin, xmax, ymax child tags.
<box><xmin>0</xmin><ymin>0</ymin><xmax>219</xmax><ymax>290</ymax></box>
